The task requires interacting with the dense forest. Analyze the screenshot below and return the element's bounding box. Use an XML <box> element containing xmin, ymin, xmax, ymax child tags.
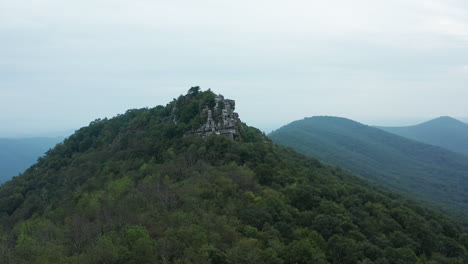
<box><xmin>0</xmin><ymin>88</ymin><xmax>466</xmax><ymax>263</ymax></box>
<box><xmin>378</xmin><ymin>116</ymin><xmax>468</xmax><ymax>156</ymax></box>
<box><xmin>269</xmin><ymin>116</ymin><xmax>468</xmax><ymax>224</ymax></box>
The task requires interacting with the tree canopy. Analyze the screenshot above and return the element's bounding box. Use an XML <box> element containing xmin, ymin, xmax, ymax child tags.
<box><xmin>0</xmin><ymin>89</ymin><xmax>466</xmax><ymax>263</ymax></box>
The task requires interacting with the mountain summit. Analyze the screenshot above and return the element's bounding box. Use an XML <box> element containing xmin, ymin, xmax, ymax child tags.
<box><xmin>428</xmin><ymin>116</ymin><xmax>466</xmax><ymax>125</ymax></box>
<box><xmin>0</xmin><ymin>89</ymin><xmax>466</xmax><ymax>263</ymax></box>
<box><xmin>378</xmin><ymin>116</ymin><xmax>468</xmax><ymax>156</ymax></box>
<box><xmin>184</xmin><ymin>92</ymin><xmax>241</xmax><ymax>139</ymax></box>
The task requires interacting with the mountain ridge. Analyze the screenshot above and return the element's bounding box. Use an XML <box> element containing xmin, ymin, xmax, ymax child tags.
<box><xmin>377</xmin><ymin>116</ymin><xmax>468</xmax><ymax>156</ymax></box>
<box><xmin>0</xmin><ymin>89</ymin><xmax>466</xmax><ymax>263</ymax></box>
<box><xmin>270</xmin><ymin>116</ymin><xmax>468</xmax><ymax>223</ymax></box>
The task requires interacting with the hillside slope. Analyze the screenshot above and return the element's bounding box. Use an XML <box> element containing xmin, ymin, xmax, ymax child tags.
<box><xmin>0</xmin><ymin>137</ymin><xmax>63</xmax><ymax>184</ymax></box>
<box><xmin>378</xmin><ymin>116</ymin><xmax>468</xmax><ymax>156</ymax></box>
<box><xmin>269</xmin><ymin>116</ymin><xmax>468</xmax><ymax>222</ymax></box>
<box><xmin>0</xmin><ymin>89</ymin><xmax>466</xmax><ymax>263</ymax></box>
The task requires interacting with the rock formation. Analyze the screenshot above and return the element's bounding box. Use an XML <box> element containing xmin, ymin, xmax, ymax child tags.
<box><xmin>188</xmin><ymin>94</ymin><xmax>240</xmax><ymax>139</ymax></box>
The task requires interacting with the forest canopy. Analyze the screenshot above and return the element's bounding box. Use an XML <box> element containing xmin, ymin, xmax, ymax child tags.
<box><xmin>0</xmin><ymin>88</ymin><xmax>466</xmax><ymax>264</ymax></box>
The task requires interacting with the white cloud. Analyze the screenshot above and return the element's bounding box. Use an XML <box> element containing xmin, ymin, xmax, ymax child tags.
<box><xmin>0</xmin><ymin>0</ymin><xmax>468</xmax><ymax>134</ymax></box>
<box><xmin>460</xmin><ymin>65</ymin><xmax>468</xmax><ymax>73</ymax></box>
<box><xmin>427</xmin><ymin>17</ymin><xmax>468</xmax><ymax>40</ymax></box>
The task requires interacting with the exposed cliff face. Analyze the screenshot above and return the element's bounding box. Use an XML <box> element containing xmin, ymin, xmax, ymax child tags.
<box><xmin>188</xmin><ymin>94</ymin><xmax>241</xmax><ymax>139</ymax></box>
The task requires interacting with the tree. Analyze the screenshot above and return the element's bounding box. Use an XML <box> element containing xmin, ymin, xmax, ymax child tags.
<box><xmin>188</xmin><ymin>86</ymin><xmax>200</xmax><ymax>95</ymax></box>
<box><xmin>283</xmin><ymin>239</ymin><xmax>328</xmax><ymax>264</ymax></box>
<box><xmin>327</xmin><ymin>235</ymin><xmax>361</xmax><ymax>264</ymax></box>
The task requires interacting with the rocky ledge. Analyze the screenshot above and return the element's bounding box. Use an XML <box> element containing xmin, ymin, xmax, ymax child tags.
<box><xmin>188</xmin><ymin>94</ymin><xmax>240</xmax><ymax>139</ymax></box>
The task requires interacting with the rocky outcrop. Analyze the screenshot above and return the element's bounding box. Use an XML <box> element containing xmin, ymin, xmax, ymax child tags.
<box><xmin>189</xmin><ymin>95</ymin><xmax>240</xmax><ymax>139</ymax></box>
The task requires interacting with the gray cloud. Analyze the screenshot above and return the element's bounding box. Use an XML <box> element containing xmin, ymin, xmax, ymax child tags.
<box><xmin>0</xmin><ymin>0</ymin><xmax>467</xmax><ymax>136</ymax></box>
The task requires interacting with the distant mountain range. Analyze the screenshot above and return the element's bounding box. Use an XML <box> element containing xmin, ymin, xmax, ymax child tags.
<box><xmin>377</xmin><ymin>116</ymin><xmax>468</xmax><ymax>156</ymax></box>
<box><xmin>270</xmin><ymin>116</ymin><xmax>468</xmax><ymax>222</ymax></box>
<box><xmin>0</xmin><ymin>137</ymin><xmax>63</xmax><ymax>184</ymax></box>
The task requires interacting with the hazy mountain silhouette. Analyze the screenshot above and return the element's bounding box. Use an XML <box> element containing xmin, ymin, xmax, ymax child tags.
<box><xmin>0</xmin><ymin>137</ymin><xmax>63</xmax><ymax>184</ymax></box>
<box><xmin>270</xmin><ymin>116</ymin><xmax>468</xmax><ymax>221</ymax></box>
<box><xmin>378</xmin><ymin>116</ymin><xmax>468</xmax><ymax>156</ymax></box>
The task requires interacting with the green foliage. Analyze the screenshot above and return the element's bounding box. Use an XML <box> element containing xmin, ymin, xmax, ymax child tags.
<box><xmin>270</xmin><ymin>116</ymin><xmax>468</xmax><ymax>224</ymax></box>
<box><xmin>80</xmin><ymin>226</ymin><xmax>156</xmax><ymax>264</ymax></box>
<box><xmin>0</xmin><ymin>89</ymin><xmax>465</xmax><ymax>263</ymax></box>
<box><xmin>283</xmin><ymin>238</ymin><xmax>328</xmax><ymax>264</ymax></box>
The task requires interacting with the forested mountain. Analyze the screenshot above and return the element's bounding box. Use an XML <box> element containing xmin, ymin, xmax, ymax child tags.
<box><xmin>378</xmin><ymin>116</ymin><xmax>468</xmax><ymax>156</ymax></box>
<box><xmin>0</xmin><ymin>137</ymin><xmax>63</xmax><ymax>184</ymax></box>
<box><xmin>0</xmin><ymin>89</ymin><xmax>466</xmax><ymax>263</ymax></box>
<box><xmin>269</xmin><ymin>116</ymin><xmax>468</xmax><ymax>223</ymax></box>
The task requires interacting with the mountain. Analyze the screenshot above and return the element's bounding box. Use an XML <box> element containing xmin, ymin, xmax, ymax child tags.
<box><xmin>269</xmin><ymin>116</ymin><xmax>468</xmax><ymax>222</ymax></box>
<box><xmin>0</xmin><ymin>89</ymin><xmax>466</xmax><ymax>263</ymax></box>
<box><xmin>377</xmin><ymin>116</ymin><xmax>468</xmax><ymax>156</ymax></box>
<box><xmin>0</xmin><ymin>137</ymin><xmax>63</xmax><ymax>184</ymax></box>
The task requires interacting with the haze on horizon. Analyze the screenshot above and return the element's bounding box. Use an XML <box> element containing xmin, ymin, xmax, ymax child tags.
<box><xmin>1</xmin><ymin>0</ymin><xmax>467</xmax><ymax>137</ymax></box>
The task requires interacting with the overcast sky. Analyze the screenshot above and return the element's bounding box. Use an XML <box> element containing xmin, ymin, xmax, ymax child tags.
<box><xmin>1</xmin><ymin>0</ymin><xmax>467</xmax><ymax>137</ymax></box>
